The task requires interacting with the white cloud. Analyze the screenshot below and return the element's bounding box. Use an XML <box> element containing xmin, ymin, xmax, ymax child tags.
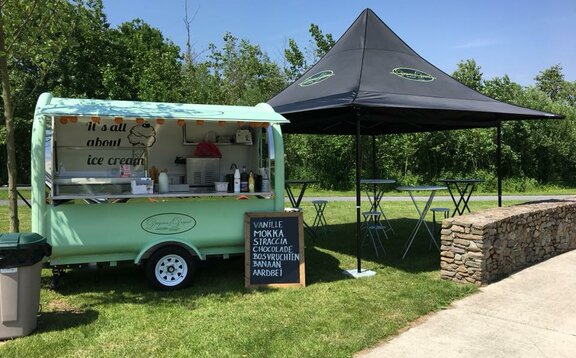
<box><xmin>454</xmin><ymin>39</ymin><xmax>499</xmax><ymax>50</ymax></box>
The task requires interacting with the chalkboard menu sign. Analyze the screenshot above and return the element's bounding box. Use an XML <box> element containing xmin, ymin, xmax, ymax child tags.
<box><xmin>245</xmin><ymin>211</ymin><xmax>305</xmax><ymax>288</ymax></box>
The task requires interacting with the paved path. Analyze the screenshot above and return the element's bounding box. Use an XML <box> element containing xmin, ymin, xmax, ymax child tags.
<box><xmin>356</xmin><ymin>250</ymin><xmax>576</xmax><ymax>358</ymax></box>
<box><xmin>301</xmin><ymin>195</ymin><xmax>575</xmax><ymax>202</ymax></box>
<box><xmin>1</xmin><ymin>195</ymin><xmax>574</xmax><ymax>207</ymax></box>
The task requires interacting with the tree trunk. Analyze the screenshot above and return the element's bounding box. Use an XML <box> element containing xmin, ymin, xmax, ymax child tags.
<box><xmin>0</xmin><ymin>5</ymin><xmax>19</xmax><ymax>232</ymax></box>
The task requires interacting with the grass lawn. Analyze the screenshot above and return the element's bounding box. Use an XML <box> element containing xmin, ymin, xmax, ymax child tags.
<box><xmin>0</xmin><ymin>198</ymin><xmax>526</xmax><ymax>357</ymax></box>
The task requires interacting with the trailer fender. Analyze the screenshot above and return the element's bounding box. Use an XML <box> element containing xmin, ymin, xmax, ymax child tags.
<box><xmin>135</xmin><ymin>239</ymin><xmax>204</xmax><ymax>264</ymax></box>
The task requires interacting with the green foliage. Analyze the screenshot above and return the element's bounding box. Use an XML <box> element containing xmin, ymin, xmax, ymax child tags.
<box><xmin>108</xmin><ymin>19</ymin><xmax>183</xmax><ymax>102</ymax></box>
<box><xmin>308</xmin><ymin>24</ymin><xmax>335</xmax><ymax>59</ymax></box>
<box><xmin>535</xmin><ymin>64</ymin><xmax>565</xmax><ymax>101</ymax></box>
<box><xmin>452</xmin><ymin>59</ymin><xmax>483</xmax><ymax>91</ymax></box>
<box><xmin>1</xmin><ymin>1</ymin><xmax>576</xmax><ymax>193</ymax></box>
<box><xmin>285</xmin><ymin>134</ymin><xmax>355</xmax><ymax>190</ymax></box>
<box><xmin>282</xmin><ymin>23</ymin><xmax>336</xmax><ymax>81</ymax></box>
<box><xmin>204</xmin><ymin>32</ymin><xmax>285</xmax><ymax>105</ymax></box>
<box><xmin>483</xmin><ymin>75</ymin><xmax>522</xmax><ymax>102</ymax></box>
<box><xmin>283</xmin><ymin>38</ymin><xmax>306</xmax><ymax>82</ymax></box>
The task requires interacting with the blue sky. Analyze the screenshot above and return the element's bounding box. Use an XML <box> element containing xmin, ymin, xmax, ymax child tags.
<box><xmin>102</xmin><ymin>0</ymin><xmax>576</xmax><ymax>86</ymax></box>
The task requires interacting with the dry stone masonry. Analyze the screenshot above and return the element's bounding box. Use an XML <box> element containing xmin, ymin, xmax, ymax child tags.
<box><xmin>440</xmin><ymin>198</ymin><xmax>576</xmax><ymax>285</ymax></box>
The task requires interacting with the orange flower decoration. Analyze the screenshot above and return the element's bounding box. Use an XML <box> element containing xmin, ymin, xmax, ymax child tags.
<box><xmin>218</xmin><ymin>121</ymin><xmax>226</xmax><ymax>126</ymax></box>
<box><xmin>177</xmin><ymin>120</ymin><xmax>185</xmax><ymax>127</ymax></box>
<box><xmin>68</xmin><ymin>116</ymin><xmax>78</xmax><ymax>123</ymax></box>
<box><xmin>114</xmin><ymin>117</ymin><xmax>123</xmax><ymax>124</ymax></box>
<box><xmin>156</xmin><ymin>118</ymin><xmax>165</xmax><ymax>125</ymax></box>
<box><xmin>59</xmin><ymin>117</ymin><xmax>68</xmax><ymax>125</ymax></box>
<box><xmin>91</xmin><ymin>116</ymin><xmax>100</xmax><ymax>124</ymax></box>
<box><xmin>196</xmin><ymin>120</ymin><xmax>204</xmax><ymax>125</ymax></box>
<box><xmin>136</xmin><ymin>118</ymin><xmax>144</xmax><ymax>124</ymax></box>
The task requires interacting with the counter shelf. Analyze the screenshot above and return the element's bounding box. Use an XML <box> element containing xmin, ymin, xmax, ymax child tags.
<box><xmin>50</xmin><ymin>190</ymin><xmax>274</xmax><ymax>202</ymax></box>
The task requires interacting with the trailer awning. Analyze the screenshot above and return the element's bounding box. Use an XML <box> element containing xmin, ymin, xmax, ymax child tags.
<box><xmin>37</xmin><ymin>94</ymin><xmax>289</xmax><ymax>124</ymax></box>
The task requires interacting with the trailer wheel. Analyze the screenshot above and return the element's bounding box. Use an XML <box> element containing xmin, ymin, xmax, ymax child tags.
<box><xmin>145</xmin><ymin>246</ymin><xmax>195</xmax><ymax>290</ymax></box>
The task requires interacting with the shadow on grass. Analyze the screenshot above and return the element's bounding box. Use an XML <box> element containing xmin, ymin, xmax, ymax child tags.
<box><xmin>46</xmin><ymin>244</ymin><xmax>345</xmax><ymax>304</ymax></box>
<box><xmin>43</xmin><ymin>217</ymin><xmax>444</xmax><ymax>302</ymax></box>
<box><xmin>311</xmin><ymin>217</ymin><xmax>442</xmax><ymax>274</ymax></box>
<box><xmin>36</xmin><ymin>309</ymin><xmax>99</xmax><ymax>333</ymax></box>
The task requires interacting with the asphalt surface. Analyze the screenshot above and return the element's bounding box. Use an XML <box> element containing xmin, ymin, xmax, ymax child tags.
<box><xmin>1</xmin><ymin>194</ymin><xmax>574</xmax><ymax>207</ymax></box>
<box><xmin>356</xmin><ymin>250</ymin><xmax>576</xmax><ymax>358</ymax></box>
<box><xmin>301</xmin><ymin>194</ymin><xmax>575</xmax><ymax>202</ymax></box>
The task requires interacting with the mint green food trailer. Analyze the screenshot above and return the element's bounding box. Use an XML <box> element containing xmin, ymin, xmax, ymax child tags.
<box><xmin>31</xmin><ymin>93</ymin><xmax>289</xmax><ymax>290</ymax></box>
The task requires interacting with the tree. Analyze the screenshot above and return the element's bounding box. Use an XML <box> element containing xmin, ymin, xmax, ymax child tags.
<box><xmin>283</xmin><ymin>38</ymin><xmax>306</xmax><ymax>83</ymax></box>
<box><xmin>283</xmin><ymin>23</ymin><xmax>336</xmax><ymax>82</ymax></box>
<box><xmin>1</xmin><ymin>0</ymin><xmax>110</xmax><ymax>192</ymax></box>
<box><xmin>205</xmin><ymin>32</ymin><xmax>284</xmax><ymax>105</ymax></box>
<box><xmin>0</xmin><ymin>0</ymin><xmax>21</xmax><ymax>231</ymax></box>
<box><xmin>535</xmin><ymin>64</ymin><xmax>565</xmax><ymax>101</ymax></box>
<box><xmin>482</xmin><ymin>75</ymin><xmax>522</xmax><ymax>103</ymax></box>
<box><xmin>0</xmin><ymin>0</ymin><xmax>50</xmax><ymax>231</ymax></box>
<box><xmin>308</xmin><ymin>24</ymin><xmax>335</xmax><ymax>60</ymax></box>
<box><xmin>534</xmin><ymin>64</ymin><xmax>576</xmax><ymax>106</ymax></box>
<box><xmin>1</xmin><ymin>0</ymin><xmax>116</xmax><ymax>231</ymax></box>
<box><xmin>105</xmin><ymin>19</ymin><xmax>183</xmax><ymax>102</ymax></box>
<box><xmin>452</xmin><ymin>59</ymin><xmax>483</xmax><ymax>91</ymax></box>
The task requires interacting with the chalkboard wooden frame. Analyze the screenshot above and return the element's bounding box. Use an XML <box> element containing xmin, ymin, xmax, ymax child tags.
<box><xmin>244</xmin><ymin>211</ymin><xmax>306</xmax><ymax>288</ymax></box>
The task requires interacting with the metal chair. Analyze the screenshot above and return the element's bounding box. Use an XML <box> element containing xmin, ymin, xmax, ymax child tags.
<box><xmin>311</xmin><ymin>200</ymin><xmax>328</xmax><ymax>238</ymax></box>
<box><xmin>362</xmin><ymin>211</ymin><xmax>386</xmax><ymax>258</ymax></box>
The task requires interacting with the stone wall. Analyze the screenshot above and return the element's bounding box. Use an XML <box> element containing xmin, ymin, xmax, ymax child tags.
<box><xmin>440</xmin><ymin>198</ymin><xmax>576</xmax><ymax>285</ymax></box>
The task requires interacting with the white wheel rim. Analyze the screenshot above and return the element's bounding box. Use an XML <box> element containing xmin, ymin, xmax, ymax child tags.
<box><xmin>154</xmin><ymin>254</ymin><xmax>188</xmax><ymax>287</ymax></box>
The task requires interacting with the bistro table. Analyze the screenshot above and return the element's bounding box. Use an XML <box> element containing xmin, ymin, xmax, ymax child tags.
<box><xmin>285</xmin><ymin>179</ymin><xmax>317</xmax><ymax>239</ymax></box>
<box><xmin>360</xmin><ymin>179</ymin><xmax>396</xmax><ymax>237</ymax></box>
<box><xmin>285</xmin><ymin>179</ymin><xmax>317</xmax><ymax>208</ymax></box>
<box><xmin>437</xmin><ymin>178</ymin><xmax>483</xmax><ymax>217</ymax></box>
<box><xmin>396</xmin><ymin>185</ymin><xmax>447</xmax><ymax>260</ymax></box>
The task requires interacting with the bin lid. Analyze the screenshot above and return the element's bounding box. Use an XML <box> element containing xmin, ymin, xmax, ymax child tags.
<box><xmin>0</xmin><ymin>233</ymin><xmax>46</xmax><ymax>249</ymax></box>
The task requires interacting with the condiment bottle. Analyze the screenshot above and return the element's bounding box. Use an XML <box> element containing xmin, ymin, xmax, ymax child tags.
<box><xmin>233</xmin><ymin>168</ymin><xmax>241</xmax><ymax>193</ymax></box>
<box><xmin>240</xmin><ymin>165</ymin><xmax>249</xmax><ymax>192</ymax></box>
<box><xmin>248</xmin><ymin>171</ymin><xmax>255</xmax><ymax>193</ymax></box>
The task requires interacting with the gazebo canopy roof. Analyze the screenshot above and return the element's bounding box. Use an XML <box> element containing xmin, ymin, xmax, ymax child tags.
<box><xmin>268</xmin><ymin>9</ymin><xmax>563</xmax><ymax>134</ymax></box>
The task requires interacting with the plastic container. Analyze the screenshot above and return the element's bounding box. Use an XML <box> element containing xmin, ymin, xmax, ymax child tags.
<box><xmin>214</xmin><ymin>181</ymin><xmax>228</xmax><ymax>192</ymax></box>
<box><xmin>158</xmin><ymin>172</ymin><xmax>169</xmax><ymax>193</ymax></box>
<box><xmin>0</xmin><ymin>233</ymin><xmax>51</xmax><ymax>340</ymax></box>
<box><xmin>259</xmin><ymin>167</ymin><xmax>270</xmax><ymax>192</ymax></box>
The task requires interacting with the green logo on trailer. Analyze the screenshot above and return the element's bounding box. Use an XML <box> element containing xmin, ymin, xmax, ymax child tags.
<box><xmin>299</xmin><ymin>70</ymin><xmax>335</xmax><ymax>87</ymax></box>
<box><xmin>391</xmin><ymin>68</ymin><xmax>435</xmax><ymax>82</ymax></box>
<box><xmin>141</xmin><ymin>213</ymin><xmax>197</xmax><ymax>235</ymax></box>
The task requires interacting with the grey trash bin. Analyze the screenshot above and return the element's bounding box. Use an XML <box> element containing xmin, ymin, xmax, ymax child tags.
<box><xmin>0</xmin><ymin>233</ymin><xmax>51</xmax><ymax>340</ymax></box>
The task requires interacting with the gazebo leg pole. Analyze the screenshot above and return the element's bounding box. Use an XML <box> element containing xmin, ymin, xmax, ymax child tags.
<box><xmin>372</xmin><ymin>134</ymin><xmax>377</xmax><ymax>178</ymax></box>
<box><xmin>497</xmin><ymin>122</ymin><xmax>502</xmax><ymax>207</ymax></box>
<box><xmin>356</xmin><ymin>120</ymin><xmax>362</xmax><ymax>273</ymax></box>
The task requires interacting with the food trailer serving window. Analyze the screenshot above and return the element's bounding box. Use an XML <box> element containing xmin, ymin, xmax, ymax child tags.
<box><xmin>37</xmin><ymin>98</ymin><xmax>288</xmax><ymax>202</ymax></box>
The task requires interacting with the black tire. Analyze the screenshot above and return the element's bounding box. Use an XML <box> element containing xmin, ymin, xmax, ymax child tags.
<box><xmin>145</xmin><ymin>246</ymin><xmax>195</xmax><ymax>291</ymax></box>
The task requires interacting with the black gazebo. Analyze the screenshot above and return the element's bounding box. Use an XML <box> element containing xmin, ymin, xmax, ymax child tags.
<box><xmin>268</xmin><ymin>8</ymin><xmax>563</xmax><ymax>273</ymax></box>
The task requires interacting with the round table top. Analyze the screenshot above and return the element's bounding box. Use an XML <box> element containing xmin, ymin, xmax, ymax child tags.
<box><xmin>396</xmin><ymin>185</ymin><xmax>448</xmax><ymax>191</ymax></box>
<box><xmin>360</xmin><ymin>178</ymin><xmax>396</xmax><ymax>184</ymax></box>
<box><xmin>285</xmin><ymin>179</ymin><xmax>317</xmax><ymax>184</ymax></box>
<box><xmin>438</xmin><ymin>178</ymin><xmax>483</xmax><ymax>184</ymax></box>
